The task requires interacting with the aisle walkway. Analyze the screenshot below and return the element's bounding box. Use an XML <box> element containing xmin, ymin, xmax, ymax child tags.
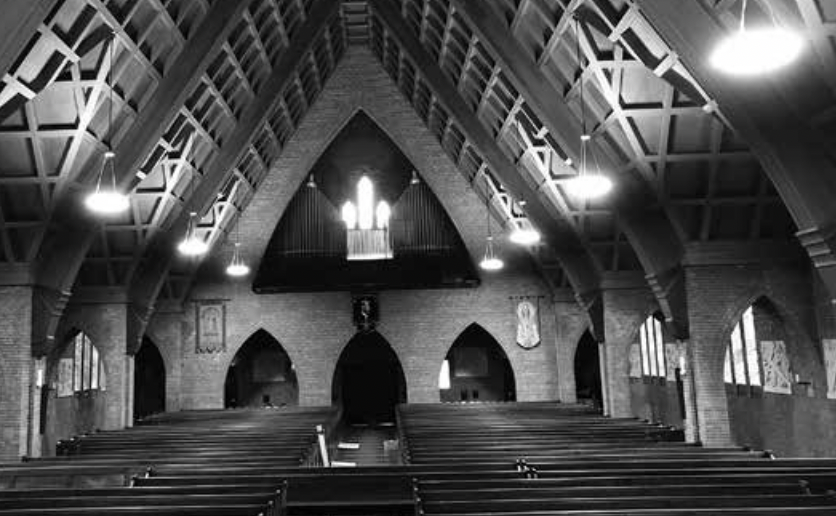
<box><xmin>333</xmin><ymin>424</ymin><xmax>400</xmax><ymax>466</ymax></box>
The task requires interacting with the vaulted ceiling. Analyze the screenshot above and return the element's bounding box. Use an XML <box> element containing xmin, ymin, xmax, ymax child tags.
<box><xmin>0</xmin><ymin>0</ymin><xmax>833</xmax><ymax>349</ymax></box>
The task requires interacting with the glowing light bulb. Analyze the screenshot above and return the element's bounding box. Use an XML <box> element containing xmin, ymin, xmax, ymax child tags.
<box><xmin>85</xmin><ymin>151</ymin><xmax>129</xmax><ymax>215</ymax></box>
<box><xmin>480</xmin><ymin>257</ymin><xmax>505</xmax><ymax>271</ymax></box>
<box><xmin>510</xmin><ymin>227</ymin><xmax>540</xmax><ymax>246</ymax></box>
<box><xmin>85</xmin><ymin>190</ymin><xmax>130</xmax><ymax>215</ymax></box>
<box><xmin>225</xmin><ymin>243</ymin><xmax>250</xmax><ymax>277</ymax></box>
<box><xmin>177</xmin><ymin>212</ymin><xmax>209</xmax><ymax>256</ymax></box>
<box><xmin>565</xmin><ymin>174</ymin><xmax>613</xmax><ymax>199</ymax></box>
<box><xmin>177</xmin><ymin>238</ymin><xmax>209</xmax><ymax>256</ymax></box>
<box><xmin>710</xmin><ymin>27</ymin><xmax>803</xmax><ymax>76</ymax></box>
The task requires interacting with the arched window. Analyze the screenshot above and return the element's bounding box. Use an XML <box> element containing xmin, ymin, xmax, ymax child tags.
<box><xmin>638</xmin><ymin>314</ymin><xmax>666</xmax><ymax>379</ymax></box>
<box><xmin>57</xmin><ymin>332</ymin><xmax>105</xmax><ymax>397</ymax></box>
<box><xmin>724</xmin><ymin>306</ymin><xmax>762</xmax><ymax>387</ymax></box>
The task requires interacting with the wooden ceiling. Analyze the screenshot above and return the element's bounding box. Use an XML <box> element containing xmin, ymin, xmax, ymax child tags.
<box><xmin>0</xmin><ymin>0</ymin><xmax>830</xmax><ymax>321</ymax></box>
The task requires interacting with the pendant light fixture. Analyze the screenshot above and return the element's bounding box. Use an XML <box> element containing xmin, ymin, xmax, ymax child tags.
<box><xmin>85</xmin><ymin>30</ymin><xmax>130</xmax><ymax>215</ymax></box>
<box><xmin>177</xmin><ymin>210</ymin><xmax>209</xmax><ymax>256</ymax></box>
<box><xmin>177</xmin><ymin>178</ymin><xmax>208</xmax><ymax>256</ymax></box>
<box><xmin>710</xmin><ymin>0</ymin><xmax>803</xmax><ymax>76</ymax></box>
<box><xmin>565</xmin><ymin>17</ymin><xmax>612</xmax><ymax>201</ymax></box>
<box><xmin>509</xmin><ymin>223</ymin><xmax>541</xmax><ymax>246</ymax></box>
<box><xmin>225</xmin><ymin>214</ymin><xmax>250</xmax><ymax>277</ymax></box>
<box><xmin>479</xmin><ymin>180</ymin><xmax>504</xmax><ymax>271</ymax></box>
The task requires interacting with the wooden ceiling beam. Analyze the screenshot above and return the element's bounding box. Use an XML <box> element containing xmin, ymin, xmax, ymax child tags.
<box><xmin>636</xmin><ymin>0</ymin><xmax>836</xmax><ymax>303</ymax></box>
<box><xmin>451</xmin><ymin>0</ymin><xmax>690</xmax><ymax>337</ymax></box>
<box><xmin>370</xmin><ymin>0</ymin><xmax>601</xmax><ymax>306</ymax></box>
<box><xmin>29</xmin><ymin>0</ymin><xmax>252</xmax><ymax>356</ymax></box>
<box><xmin>125</xmin><ymin>0</ymin><xmax>343</xmax><ymax>351</ymax></box>
<box><xmin>0</xmin><ymin>0</ymin><xmax>59</xmax><ymax>79</ymax></box>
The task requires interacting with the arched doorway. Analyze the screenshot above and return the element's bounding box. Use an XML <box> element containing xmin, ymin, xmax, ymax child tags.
<box><xmin>574</xmin><ymin>330</ymin><xmax>602</xmax><ymax>409</ymax></box>
<box><xmin>439</xmin><ymin>324</ymin><xmax>516</xmax><ymax>402</ymax></box>
<box><xmin>332</xmin><ymin>331</ymin><xmax>406</xmax><ymax>424</ymax></box>
<box><xmin>224</xmin><ymin>330</ymin><xmax>299</xmax><ymax>408</ymax></box>
<box><xmin>134</xmin><ymin>337</ymin><xmax>166</xmax><ymax>420</ymax></box>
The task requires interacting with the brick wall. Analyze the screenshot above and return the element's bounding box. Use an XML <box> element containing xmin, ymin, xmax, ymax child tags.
<box><xmin>165</xmin><ymin>272</ymin><xmax>558</xmax><ymax>409</ymax></box>
<box><xmin>0</xmin><ymin>286</ymin><xmax>33</xmax><ymax>461</ymax></box>
<box><xmin>148</xmin><ymin>45</ymin><xmax>560</xmax><ymax>411</ymax></box>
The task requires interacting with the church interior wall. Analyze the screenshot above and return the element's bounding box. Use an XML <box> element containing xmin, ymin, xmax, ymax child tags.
<box><xmin>149</xmin><ymin>271</ymin><xmax>558</xmax><ymax>411</ymax></box>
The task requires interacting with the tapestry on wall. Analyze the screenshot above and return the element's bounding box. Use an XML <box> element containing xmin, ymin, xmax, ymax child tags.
<box><xmin>196</xmin><ymin>301</ymin><xmax>226</xmax><ymax>353</ymax></box>
<box><xmin>514</xmin><ymin>297</ymin><xmax>540</xmax><ymax>349</ymax></box>
<box><xmin>629</xmin><ymin>343</ymin><xmax>641</xmax><ymax>378</ymax></box>
<box><xmin>824</xmin><ymin>339</ymin><xmax>836</xmax><ymax>399</ymax></box>
<box><xmin>761</xmin><ymin>340</ymin><xmax>792</xmax><ymax>394</ymax></box>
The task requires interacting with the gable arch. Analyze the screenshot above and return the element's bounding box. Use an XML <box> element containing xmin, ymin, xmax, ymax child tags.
<box><xmin>439</xmin><ymin>323</ymin><xmax>516</xmax><ymax>402</ymax></box>
<box><xmin>223</xmin><ymin>328</ymin><xmax>299</xmax><ymax>408</ymax></box>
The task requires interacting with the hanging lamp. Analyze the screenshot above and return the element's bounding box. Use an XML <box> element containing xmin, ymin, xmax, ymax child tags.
<box><xmin>226</xmin><ymin>243</ymin><xmax>250</xmax><ymax>277</ymax></box>
<box><xmin>509</xmin><ymin>224</ymin><xmax>541</xmax><ymax>246</ymax></box>
<box><xmin>710</xmin><ymin>0</ymin><xmax>803</xmax><ymax>76</ymax></box>
<box><xmin>225</xmin><ymin>215</ymin><xmax>250</xmax><ymax>277</ymax></box>
<box><xmin>565</xmin><ymin>17</ymin><xmax>612</xmax><ymax>200</ymax></box>
<box><xmin>479</xmin><ymin>179</ymin><xmax>504</xmax><ymax>271</ymax></box>
<box><xmin>85</xmin><ymin>31</ymin><xmax>130</xmax><ymax>215</ymax></box>
<box><xmin>177</xmin><ymin>210</ymin><xmax>209</xmax><ymax>256</ymax></box>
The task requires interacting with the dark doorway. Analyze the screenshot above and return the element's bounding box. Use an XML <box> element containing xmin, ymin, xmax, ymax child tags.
<box><xmin>224</xmin><ymin>330</ymin><xmax>299</xmax><ymax>408</ymax></box>
<box><xmin>439</xmin><ymin>324</ymin><xmax>516</xmax><ymax>402</ymax></box>
<box><xmin>332</xmin><ymin>331</ymin><xmax>406</xmax><ymax>424</ymax></box>
<box><xmin>574</xmin><ymin>330</ymin><xmax>602</xmax><ymax>409</ymax></box>
<box><xmin>134</xmin><ymin>337</ymin><xmax>166</xmax><ymax>420</ymax></box>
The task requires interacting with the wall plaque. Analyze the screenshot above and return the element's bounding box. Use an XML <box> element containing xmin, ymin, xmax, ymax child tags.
<box><xmin>196</xmin><ymin>301</ymin><xmax>226</xmax><ymax>353</ymax></box>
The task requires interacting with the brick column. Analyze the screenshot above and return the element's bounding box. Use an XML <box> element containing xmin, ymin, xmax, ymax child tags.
<box><xmin>602</xmin><ymin>283</ymin><xmax>655</xmax><ymax>418</ymax></box>
<box><xmin>0</xmin><ymin>286</ymin><xmax>34</xmax><ymax>460</ymax></box>
<box><xmin>680</xmin><ymin>339</ymin><xmax>700</xmax><ymax>443</ymax></box>
<box><xmin>553</xmin><ymin>296</ymin><xmax>590</xmax><ymax>403</ymax></box>
<box><xmin>684</xmin><ymin>266</ymin><xmax>738</xmax><ymax>447</ymax></box>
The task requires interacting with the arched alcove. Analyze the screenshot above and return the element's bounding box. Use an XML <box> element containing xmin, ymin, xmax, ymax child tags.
<box><xmin>224</xmin><ymin>329</ymin><xmax>299</xmax><ymax>408</ymax></box>
<box><xmin>438</xmin><ymin>324</ymin><xmax>516</xmax><ymax>403</ymax></box>
<box><xmin>332</xmin><ymin>331</ymin><xmax>406</xmax><ymax>424</ymax></box>
<box><xmin>720</xmin><ymin>296</ymin><xmax>823</xmax><ymax>454</ymax></box>
<box><xmin>42</xmin><ymin>329</ymin><xmax>107</xmax><ymax>454</ymax></box>
<box><xmin>134</xmin><ymin>337</ymin><xmax>166</xmax><ymax>420</ymax></box>
<box><xmin>574</xmin><ymin>330</ymin><xmax>602</xmax><ymax>409</ymax></box>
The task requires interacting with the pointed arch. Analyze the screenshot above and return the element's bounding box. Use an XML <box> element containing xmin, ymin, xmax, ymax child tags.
<box><xmin>134</xmin><ymin>336</ymin><xmax>166</xmax><ymax>419</ymax></box>
<box><xmin>224</xmin><ymin>329</ymin><xmax>299</xmax><ymax>408</ymax></box>
<box><xmin>574</xmin><ymin>329</ymin><xmax>602</xmax><ymax>409</ymax></box>
<box><xmin>439</xmin><ymin>323</ymin><xmax>516</xmax><ymax>402</ymax></box>
<box><xmin>332</xmin><ymin>330</ymin><xmax>406</xmax><ymax>424</ymax></box>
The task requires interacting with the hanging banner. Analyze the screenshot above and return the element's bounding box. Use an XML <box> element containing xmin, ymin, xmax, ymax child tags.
<box><xmin>196</xmin><ymin>301</ymin><xmax>226</xmax><ymax>353</ymax></box>
<box><xmin>761</xmin><ymin>340</ymin><xmax>792</xmax><ymax>394</ymax></box>
<box><xmin>514</xmin><ymin>297</ymin><xmax>540</xmax><ymax>349</ymax></box>
<box><xmin>824</xmin><ymin>339</ymin><xmax>836</xmax><ymax>399</ymax></box>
